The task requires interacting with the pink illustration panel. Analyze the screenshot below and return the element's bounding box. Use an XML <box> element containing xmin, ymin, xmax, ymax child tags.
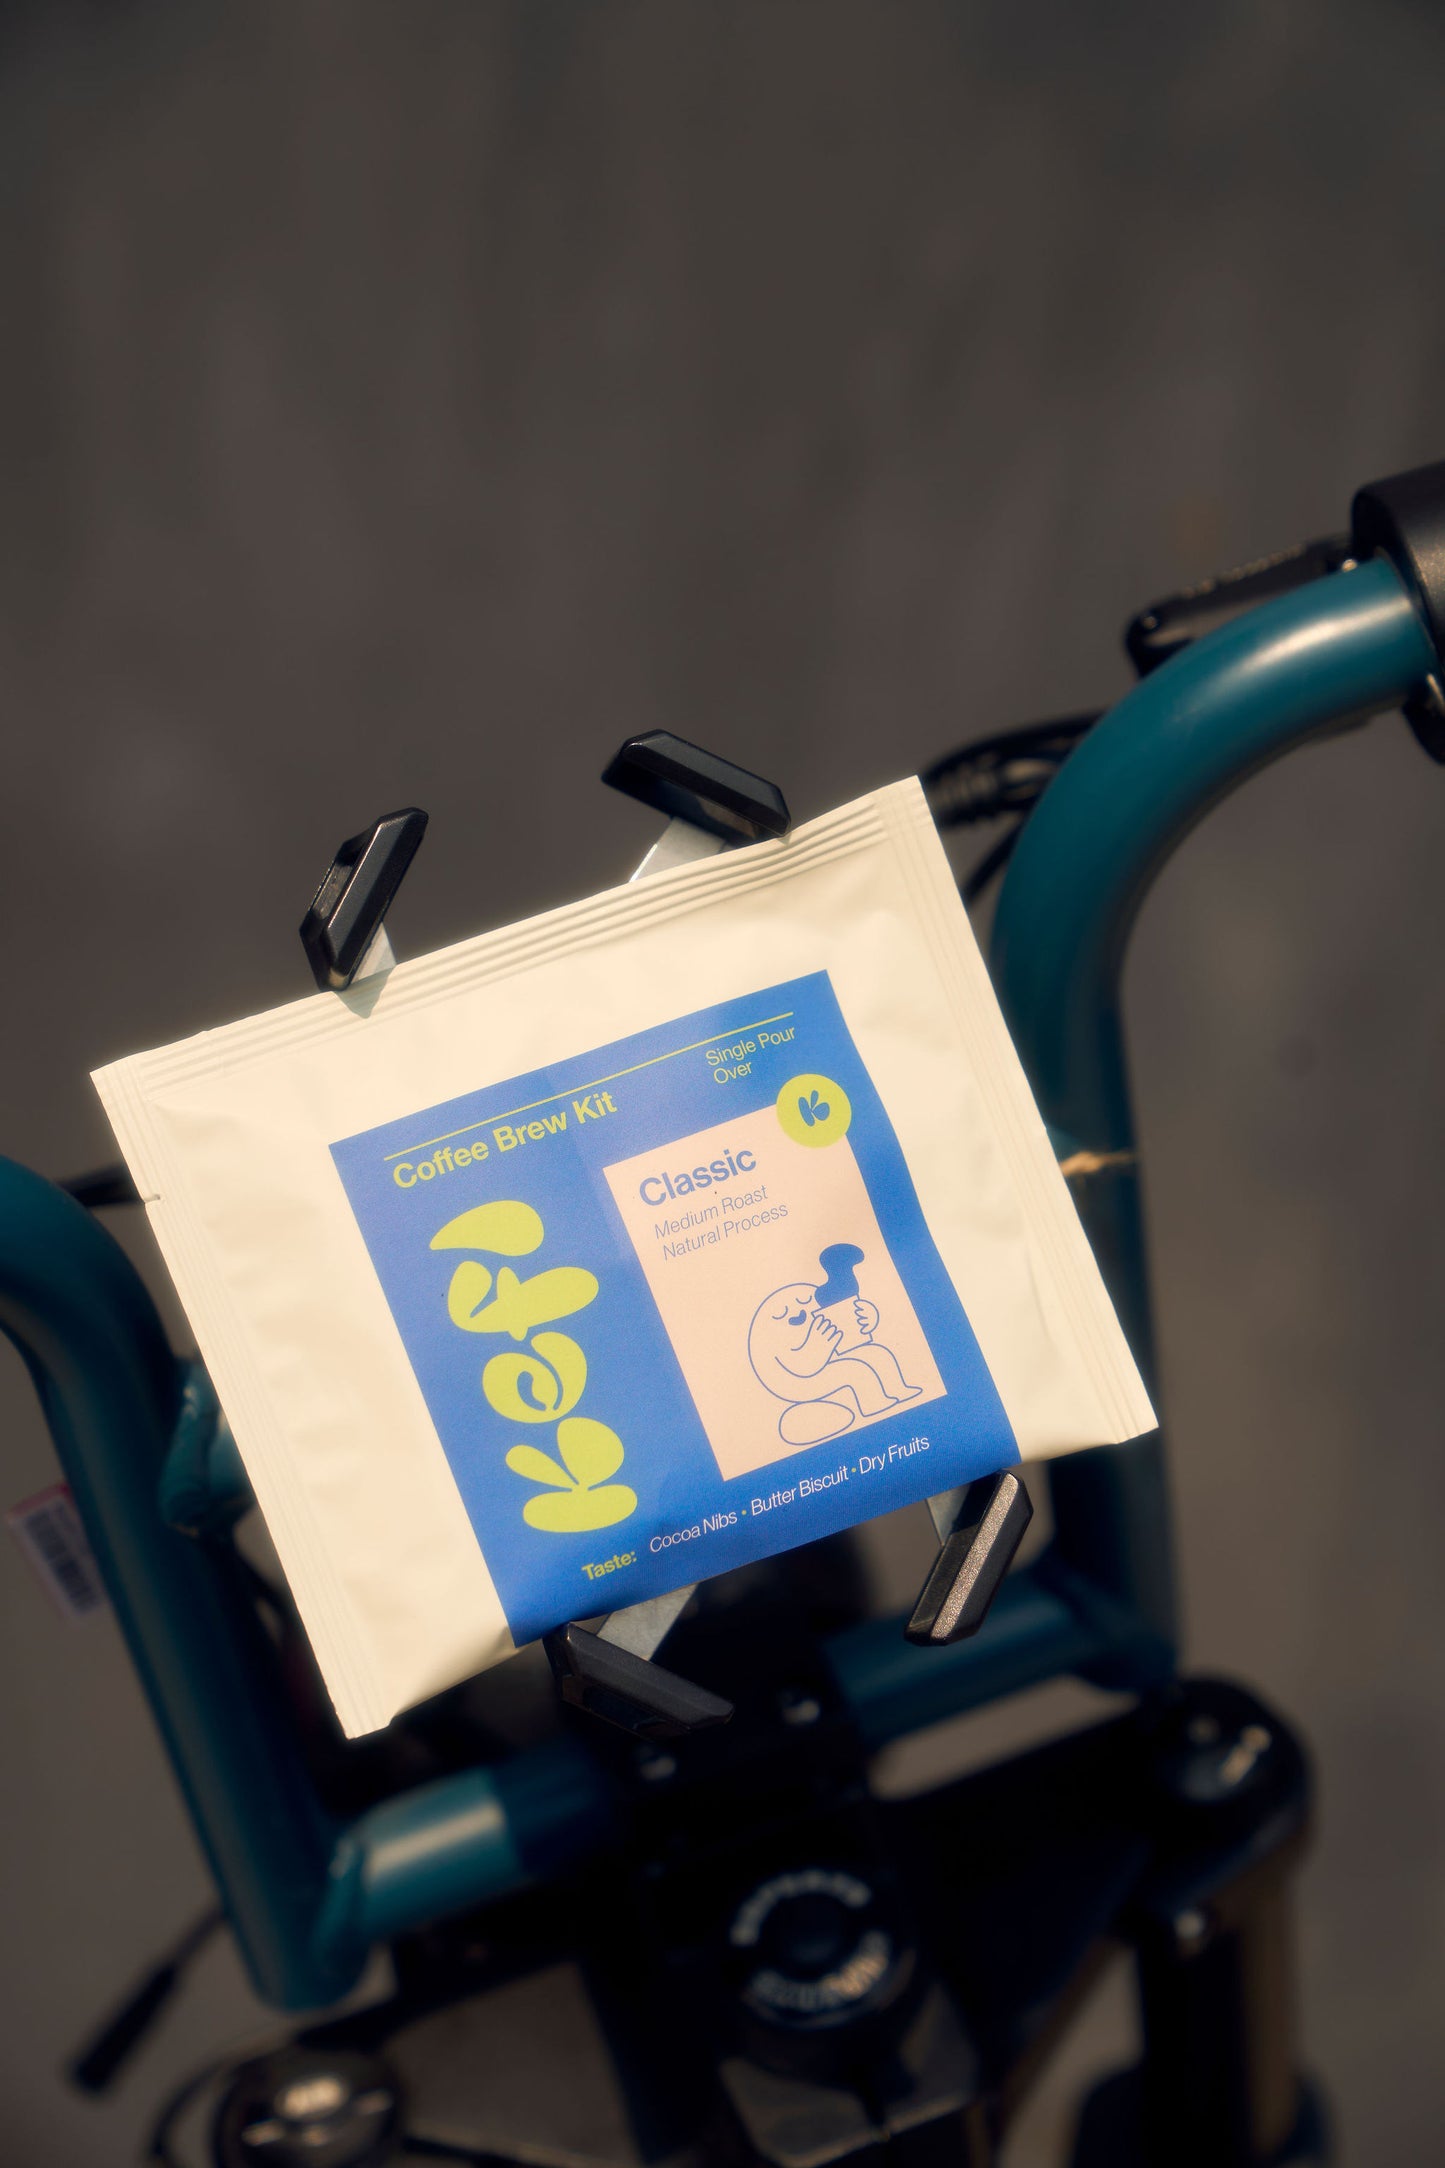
<box><xmin>604</xmin><ymin>1103</ymin><xmax>946</xmax><ymax>1480</ymax></box>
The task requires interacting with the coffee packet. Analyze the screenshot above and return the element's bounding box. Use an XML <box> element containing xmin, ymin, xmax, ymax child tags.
<box><xmin>94</xmin><ymin>779</ymin><xmax>1154</xmax><ymax>1737</ymax></box>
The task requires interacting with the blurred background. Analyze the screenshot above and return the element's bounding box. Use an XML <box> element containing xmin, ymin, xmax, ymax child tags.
<box><xmin>2</xmin><ymin>1</ymin><xmax>1445</xmax><ymax>2160</ymax></box>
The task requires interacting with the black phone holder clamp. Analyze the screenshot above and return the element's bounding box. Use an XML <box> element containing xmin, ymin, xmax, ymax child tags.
<box><xmin>298</xmin><ymin>737</ymin><xmax>1028</xmax><ymax>1743</ymax></box>
<box><xmin>602</xmin><ymin>730</ymin><xmax>792</xmax><ymax>843</ymax></box>
<box><xmin>300</xmin><ymin>809</ymin><xmax>428</xmax><ymax>994</ymax></box>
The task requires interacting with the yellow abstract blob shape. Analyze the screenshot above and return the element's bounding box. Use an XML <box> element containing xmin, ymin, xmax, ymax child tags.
<box><xmin>505</xmin><ymin>1416</ymin><xmax>637</xmax><ymax>1532</ymax></box>
<box><xmin>430</xmin><ymin>1200</ymin><xmax>544</xmax><ymax>1256</ymax></box>
<box><xmin>446</xmin><ymin>1260</ymin><xmax>494</xmax><ymax>1330</ymax></box>
<box><xmin>483</xmin><ymin>1333</ymin><xmax>587</xmax><ymax>1424</ymax></box>
<box><xmin>504</xmin><ymin>1444</ymin><xmax>575</xmax><ymax>1489</ymax></box>
<box><xmin>555</xmin><ymin>1415</ymin><xmax>625</xmax><ymax>1486</ymax></box>
<box><xmin>531</xmin><ymin>1333</ymin><xmax>587</xmax><ymax>1405</ymax></box>
<box><xmin>522</xmin><ymin>1485</ymin><xmax>637</xmax><ymax>1532</ymax></box>
<box><xmin>463</xmin><ymin>1264</ymin><xmax>599</xmax><ymax>1342</ymax></box>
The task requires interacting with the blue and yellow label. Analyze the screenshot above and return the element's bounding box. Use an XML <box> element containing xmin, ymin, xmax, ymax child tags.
<box><xmin>331</xmin><ymin>972</ymin><xmax>1017</xmax><ymax>1643</ymax></box>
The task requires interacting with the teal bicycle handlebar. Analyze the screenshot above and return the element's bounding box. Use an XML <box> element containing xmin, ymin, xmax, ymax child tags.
<box><xmin>0</xmin><ymin>553</ymin><xmax>1434</xmax><ymax>2009</ymax></box>
<box><xmin>989</xmin><ymin>551</ymin><xmax>1436</xmax><ymax>1662</ymax></box>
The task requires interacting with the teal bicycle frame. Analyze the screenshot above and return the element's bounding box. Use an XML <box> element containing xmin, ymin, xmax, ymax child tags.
<box><xmin>0</xmin><ymin>555</ymin><xmax>1433</xmax><ymax>2010</ymax></box>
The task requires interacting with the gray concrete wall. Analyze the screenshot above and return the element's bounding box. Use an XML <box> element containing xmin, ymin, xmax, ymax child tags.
<box><xmin>1</xmin><ymin>3</ymin><xmax>1443</xmax><ymax>2159</ymax></box>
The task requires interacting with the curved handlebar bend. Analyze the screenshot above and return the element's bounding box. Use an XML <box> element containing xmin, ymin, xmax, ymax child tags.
<box><xmin>988</xmin><ymin>554</ymin><xmax>1436</xmax><ymax>1649</ymax></box>
<box><xmin>992</xmin><ymin>553</ymin><xmax>1436</xmax><ymax>1157</ymax></box>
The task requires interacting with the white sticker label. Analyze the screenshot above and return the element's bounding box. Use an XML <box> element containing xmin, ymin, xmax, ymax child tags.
<box><xmin>6</xmin><ymin>1484</ymin><xmax>108</xmax><ymax>1620</ymax></box>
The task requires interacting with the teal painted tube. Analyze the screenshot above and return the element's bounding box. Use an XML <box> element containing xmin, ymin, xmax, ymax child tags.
<box><xmin>988</xmin><ymin>556</ymin><xmax>1437</xmax><ymax>1651</ymax></box>
<box><xmin>992</xmin><ymin>556</ymin><xmax>1434</xmax><ymax>1155</ymax></box>
<box><xmin>324</xmin><ymin>1737</ymin><xmax>616</xmax><ymax>1959</ymax></box>
<box><xmin>0</xmin><ymin>1159</ymin><xmax>356</xmax><ymax>2009</ymax></box>
<box><xmin>156</xmin><ymin>1362</ymin><xmax>251</xmax><ymax>1535</ymax></box>
<box><xmin>824</xmin><ymin>1563</ymin><xmax>1169</xmax><ymax>1751</ymax></box>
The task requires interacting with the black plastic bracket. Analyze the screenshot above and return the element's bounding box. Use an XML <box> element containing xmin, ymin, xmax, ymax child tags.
<box><xmin>602</xmin><ymin>732</ymin><xmax>792</xmax><ymax>844</ymax></box>
<box><xmin>300</xmin><ymin>809</ymin><xmax>429</xmax><ymax>993</ymax></box>
<box><xmin>544</xmin><ymin>733</ymin><xmax>795</xmax><ymax>1742</ymax></box>
<box><xmin>544</xmin><ymin>1622</ymin><xmax>733</xmax><ymax>1740</ymax></box>
<box><xmin>907</xmin><ymin>1470</ymin><xmax>1033</xmax><ymax>1646</ymax></box>
<box><xmin>1352</xmin><ymin>460</ymin><xmax>1445</xmax><ymax>762</ymax></box>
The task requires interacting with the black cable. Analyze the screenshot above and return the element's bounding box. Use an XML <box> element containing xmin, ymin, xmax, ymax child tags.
<box><xmin>60</xmin><ymin>1163</ymin><xmax>140</xmax><ymax>1208</ymax></box>
<box><xmin>923</xmin><ymin>709</ymin><xmax>1104</xmax><ymax>907</ymax></box>
<box><xmin>922</xmin><ymin>710</ymin><xmax>1101</xmax><ymax>830</ymax></box>
<box><xmin>960</xmin><ymin>822</ymin><xmax>1025</xmax><ymax>906</ymax></box>
<box><xmin>925</xmin><ymin>710</ymin><xmax>1101</xmax><ymax>776</ymax></box>
<box><xmin>68</xmin><ymin>1905</ymin><xmax>226</xmax><ymax>2096</ymax></box>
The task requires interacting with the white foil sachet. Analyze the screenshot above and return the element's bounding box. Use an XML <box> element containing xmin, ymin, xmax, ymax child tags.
<box><xmin>94</xmin><ymin>779</ymin><xmax>1154</xmax><ymax>1737</ymax></box>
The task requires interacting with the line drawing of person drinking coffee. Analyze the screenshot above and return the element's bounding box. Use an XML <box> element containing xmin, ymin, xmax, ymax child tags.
<box><xmin>747</xmin><ymin>1242</ymin><xmax>923</xmax><ymax>1446</ymax></box>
